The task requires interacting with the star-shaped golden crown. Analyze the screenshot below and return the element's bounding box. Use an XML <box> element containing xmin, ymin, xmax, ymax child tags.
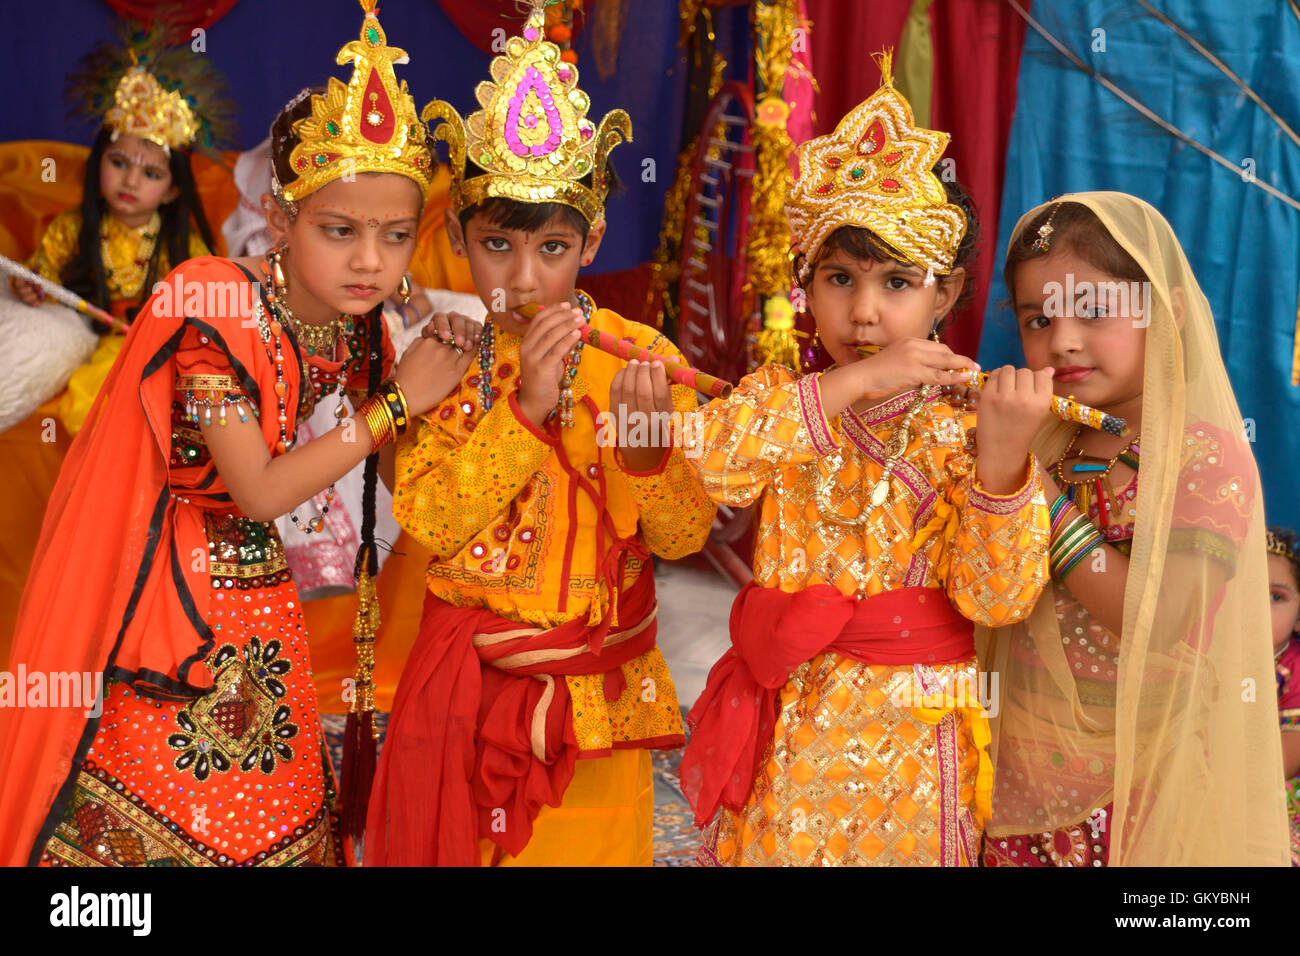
<box><xmin>282</xmin><ymin>0</ymin><xmax>433</xmax><ymax>202</ymax></box>
<box><xmin>421</xmin><ymin>1</ymin><xmax>631</xmax><ymax>225</ymax></box>
<box><xmin>786</xmin><ymin>51</ymin><xmax>966</xmax><ymax>283</ymax></box>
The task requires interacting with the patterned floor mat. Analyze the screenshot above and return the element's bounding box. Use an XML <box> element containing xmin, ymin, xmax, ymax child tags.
<box><xmin>320</xmin><ymin>709</ymin><xmax>700</xmax><ymax>866</ymax></box>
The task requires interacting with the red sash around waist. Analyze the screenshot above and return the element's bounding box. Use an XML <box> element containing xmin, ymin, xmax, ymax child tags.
<box><xmin>364</xmin><ymin>560</ymin><xmax>659</xmax><ymax>867</ymax></box>
<box><xmin>680</xmin><ymin>583</ymin><xmax>974</xmax><ymax>827</ymax></box>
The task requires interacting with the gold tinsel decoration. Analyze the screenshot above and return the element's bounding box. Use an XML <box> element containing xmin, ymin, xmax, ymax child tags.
<box><xmin>644</xmin><ymin>4</ymin><xmax>727</xmax><ymax>329</ymax></box>
<box><xmin>747</xmin><ymin>0</ymin><xmax>801</xmax><ymax>370</ymax></box>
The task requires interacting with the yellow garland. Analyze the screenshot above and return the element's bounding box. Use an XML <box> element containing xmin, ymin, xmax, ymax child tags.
<box><xmin>644</xmin><ymin>35</ymin><xmax>727</xmax><ymax>328</ymax></box>
<box><xmin>748</xmin><ymin>0</ymin><xmax>799</xmax><ymax>368</ymax></box>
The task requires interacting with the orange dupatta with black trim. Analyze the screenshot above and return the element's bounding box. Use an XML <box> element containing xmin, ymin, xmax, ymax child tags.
<box><xmin>0</xmin><ymin>257</ymin><xmax>300</xmax><ymax>866</ymax></box>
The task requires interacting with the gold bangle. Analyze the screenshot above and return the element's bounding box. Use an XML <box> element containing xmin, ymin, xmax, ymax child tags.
<box><xmin>359</xmin><ymin>395</ymin><xmax>396</xmax><ymax>450</ymax></box>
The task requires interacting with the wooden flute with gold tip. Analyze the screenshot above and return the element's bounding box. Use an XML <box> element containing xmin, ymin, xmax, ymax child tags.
<box><xmin>515</xmin><ymin>302</ymin><xmax>733</xmax><ymax>399</ymax></box>
<box><xmin>854</xmin><ymin>344</ymin><xmax>1128</xmax><ymax>436</ymax></box>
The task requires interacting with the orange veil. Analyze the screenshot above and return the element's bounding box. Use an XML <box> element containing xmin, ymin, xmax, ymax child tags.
<box><xmin>0</xmin><ymin>257</ymin><xmax>300</xmax><ymax>865</ymax></box>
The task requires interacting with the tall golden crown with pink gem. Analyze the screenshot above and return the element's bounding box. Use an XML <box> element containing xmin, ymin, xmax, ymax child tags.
<box><xmin>421</xmin><ymin>1</ymin><xmax>631</xmax><ymax>225</ymax></box>
<box><xmin>280</xmin><ymin>0</ymin><xmax>434</xmax><ymax>202</ymax></box>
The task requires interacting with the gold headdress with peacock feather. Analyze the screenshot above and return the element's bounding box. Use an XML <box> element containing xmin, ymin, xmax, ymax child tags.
<box><xmin>66</xmin><ymin>19</ymin><xmax>236</xmax><ymax>155</ymax></box>
<box><xmin>421</xmin><ymin>0</ymin><xmax>631</xmax><ymax>225</ymax></box>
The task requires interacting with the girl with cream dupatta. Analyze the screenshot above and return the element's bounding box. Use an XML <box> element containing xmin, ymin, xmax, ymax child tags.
<box><xmin>981</xmin><ymin>192</ymin><xmax>1289</xmax><ymax>866</ymax></box>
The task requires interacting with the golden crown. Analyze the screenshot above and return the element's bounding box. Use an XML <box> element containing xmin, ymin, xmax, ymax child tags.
<box><xmin>280</xmin><ymin>0</ymin><xmax>433</xmax><ymax>202</ymax></box>
<box><xmin>786</xmin><ymin>52</ymin><xmax>966</xmax><ymax>284</ymax></box>
<box><xmin>421</xmin><ymin>1</ymin><xmax>630</xmax><ymax>225</ymax></box>
<box><xmin>105</xmin><ymin>64</ymin><xmax>201</xmax><ymax>152</ymax></box>
<box><xmin>1268</xmin><ymin>528</ymin><xmax>1298</xmax><ymax>562</ymax></box>
<box><xmin>67</xmin><ymin>22</ymin><xmax>236</xmax><ymax>156</ymax></box>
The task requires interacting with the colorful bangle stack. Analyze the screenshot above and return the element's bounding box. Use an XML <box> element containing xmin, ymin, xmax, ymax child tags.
<box><xmin>357</xmin><ymin>380</ymin><xmax>410</xmax><ymax>451</ymax></box>
<box><xmin>1049</xmin><ymin>495</ymin><xmax>1106</xmax><ymax>580</ymax></box>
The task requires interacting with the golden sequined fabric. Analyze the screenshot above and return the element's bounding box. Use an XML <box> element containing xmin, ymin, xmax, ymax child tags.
<box><xmin>702</xmin><ymin>654</ymin><xmax>985</xmax><ymax>866</ymax></box>
<box><xmin>688</xmin><ymin>363</ymin><xmax>1051</xmax><ymax>865</ymax></box>
<box><xmin>689</xmin><ymin>363</ymin><xmax>1049</xmax><ymax>623</ymax></box>
<box><xmin>394</xmin><ymin>305</ymin><xmax>716</xmax><ymax>752</ymax></box>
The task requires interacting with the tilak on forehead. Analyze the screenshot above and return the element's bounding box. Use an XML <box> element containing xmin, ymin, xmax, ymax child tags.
<box><xmin>272</xmin><ymin>0</ymin><xmax>434</xmax><ymax>207</ymax></box>
<box><xmin>421</xmin><ymin>0</ymin><xmax>631</xmax><ymax>226</ymax></box>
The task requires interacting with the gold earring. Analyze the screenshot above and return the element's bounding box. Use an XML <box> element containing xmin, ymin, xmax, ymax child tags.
<box><xmin>929</xmin><ymin>319</ymin><xmax>942</xmax><ymax>343</ymax></box>
<box><xmin>267</xmin><ymin>246</ymin><xmax>288</xmax><ymax>298</ymax></box>
<box><xmin>398</xmin><ymin>274</ymin><xmax>411</xmax><ymax>304</ymax></box>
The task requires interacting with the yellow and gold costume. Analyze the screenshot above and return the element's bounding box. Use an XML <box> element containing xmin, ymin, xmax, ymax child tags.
<box><xmin>361</xmin><ymin>1</ymin><xmax>715</xmax><ymax>867</ymax></box>
<box><xmin>395</xmin><ymin>307</ymin><xmax>714</xmax><ymax>765</ymax></box>
<box><xmin>687</xmin><ymin>366</ymin><xmax>1048</xmax><ymax>865</ymax></box>
<box><xmin>25</xmin><ymin>208</ymin><xmax>210</xmax><ymax>433</ymax></box>
<box><xmin>679</xmin><ymin>51</ymin><xmax>1049</xmax><ymax>867</ymax></box>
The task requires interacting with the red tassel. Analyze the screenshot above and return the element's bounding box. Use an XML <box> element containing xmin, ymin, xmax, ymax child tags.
<box><xmin>340</xmin><ymin>559</ymin><xmax>380</xmax><ymax>852</ymax></box>
<box><xmin>341</xmin><ymin>710</ymin><xmax>376</xmax><ymax>844</ymax></box>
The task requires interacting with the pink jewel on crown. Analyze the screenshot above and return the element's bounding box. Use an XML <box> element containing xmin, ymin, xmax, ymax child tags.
<box><xmin>505</xmin><ymin>66</ymin><xmax>562</xmax><ymax>157</ymax></box>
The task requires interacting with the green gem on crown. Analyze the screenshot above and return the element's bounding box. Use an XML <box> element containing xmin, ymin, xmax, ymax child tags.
<box><xmin>326</xmin><ymin>120</ymin><xmax>340</xmax><ymax>136</ymax></box>
<box><xmin>850</xmin><ymin>168</ymin><xmax>865</xmax><ymax>179</ymax></box>
<box><xmin>367</xmin><ymin>26</ymin><xmax>379</xmax><ymax>45</ymax></box>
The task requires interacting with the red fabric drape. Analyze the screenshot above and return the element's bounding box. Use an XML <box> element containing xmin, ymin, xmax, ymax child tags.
<box><xmin>365</xmin><ymin>566</ymin><xmax>659</xmax><ymax>867</ymax></box>
<box><xmin>804</xmin><ymin>0</ymin><xmax>913</xmax><ymax>138</ymax></box>
<box><xmin>680</xmin><ymin>582</ymin><xmax>974</xmax><ymax>827</ymax></box>
<box><xmin>102</xmin><ymin>0</ymin><xmax>239</xmax><ymax>32</ymax></box>
<box><xmin>929</xmin><ymin>0</ymin><xmax>1030</xmax><ymax>358</ymax></box>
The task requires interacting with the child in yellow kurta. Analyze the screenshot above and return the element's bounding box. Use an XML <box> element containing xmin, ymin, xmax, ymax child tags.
<box><xmin>363</xmin><ymin>3</ymin><xmax>716</xmax><ymax>867</ymax></box>
<box><xmin>12</xmin><ymin>29</ymin><xmax>230</xmax><ymax>434</ymax></box>
<box><xmin>679</xmin><ymin>56</ymin><xmax>1054</xmax><ymax>866</ymax></box>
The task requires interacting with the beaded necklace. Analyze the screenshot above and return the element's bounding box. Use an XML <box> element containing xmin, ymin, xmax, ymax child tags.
<box><xmin>814</xmin><ymin>384</ymin><xmax>935</xmax><ymax>524</ymax></box>
<box><xmin>1052</xmin><ymin>425</ymin><xmax>1142</xmax><ymax>532</ymax></box>
<box><xmin>253</xmin><ymin>291</ymin><xmax>352</xmax><ymax>534</ymax></box>
<box><xmin>478</xmin><ymin>290</ymin><xmax>592</xmax><ymax>426</ymax></box>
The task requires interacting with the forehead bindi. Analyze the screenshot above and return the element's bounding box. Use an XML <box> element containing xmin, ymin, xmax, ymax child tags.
<box><xmin>309</xmin><ymin>205</ymin><xmax>417</xmax><ymax>227</ymax></box>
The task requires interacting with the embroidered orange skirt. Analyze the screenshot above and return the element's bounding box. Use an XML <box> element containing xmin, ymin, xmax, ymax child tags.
<box><xmin>38</xmin><ymin>577</ymin><xmax>343</xmax><ymax>867</ymax></box>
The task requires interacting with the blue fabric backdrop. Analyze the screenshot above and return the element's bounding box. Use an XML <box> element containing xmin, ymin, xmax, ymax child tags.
<box><xmin>980</xmin><ymin>0</ymin><xmax>1300</xmax><ymax>528</ymax></box>
<box><xmin>3</xmin><ymin>0</ymin><xmax>752</xmax><ymax>274</ymax></box>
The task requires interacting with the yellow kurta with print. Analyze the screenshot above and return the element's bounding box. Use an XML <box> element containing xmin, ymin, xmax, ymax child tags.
<box><xmin>688</xmin><ymin>364</ymin><xmax>1050</xmax><ymax>866</ymax></box>
<box><xmin>27</xmin><ymin>209</ymin><xmax>211</xmax><ymax>434</ymax></box>
<box><xmin>394</xmin><ymin>304</ymin><xmax>716</xmax><ymax>759</ymax></box>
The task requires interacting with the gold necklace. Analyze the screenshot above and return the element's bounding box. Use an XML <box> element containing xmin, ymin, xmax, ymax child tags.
<box><xmin>101</xmin><ymin>210</ymin><xmax>161</xmax><ymax>297</ymax></box>
<box><xmin>286</xmin><ymin>312</ymin><xmax>344</xmax><ymax>357</ymax></box>
<box><xmin>814</xmin><ymin>385</ymin><xmax>935</xmax><ymax>524</ymax></box>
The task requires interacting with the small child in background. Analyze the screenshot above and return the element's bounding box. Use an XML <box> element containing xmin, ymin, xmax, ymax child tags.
<box><xmin>12</xmin><ymin>24</ymin><xmax>231</xmax><ymax>434</ymax></box>
<box><xmin>1266</xmin><ymin>526</ymin><xmax>1300</xmax><ymax>865</ymax></box>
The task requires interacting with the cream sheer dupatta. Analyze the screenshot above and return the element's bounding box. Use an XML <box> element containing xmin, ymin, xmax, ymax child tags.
<box><xmin>978</xmin><ymin>192</ymin><xmax>1289</xmax><ymax>866</ymax></box>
